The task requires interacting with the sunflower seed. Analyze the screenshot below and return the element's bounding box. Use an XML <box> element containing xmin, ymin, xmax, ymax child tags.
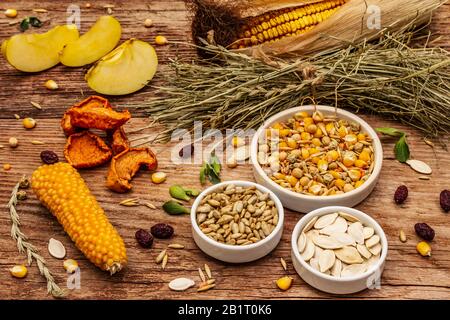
<box><xmin>356</xmin><ymin>244</ymin><xmax>372</xmax><ymax>259</ymax></box>
<box><xmin>347</xmin><ymin>222</ymin><xmax>365</xmax><ymax>244</ymax></box>
<box><xmin>297</xmin><ymin>232</ymin><xmax>307</xmax><ymax>253</ymax></box>
<box><xmin>341</xmin><ymin>263</ymin><xmax>367</xmax><ymax>277</ymax></box>
<box><xmin>318</xmin><ymin>250</ymin><xmax>336</xmax><ymax>273</ymax></box>
<box><xmin>334</xmin><ymin>246</ymin><xmax>364</xmax><ymax>264</ymax></box>
<box><xmin>314</xmin><ymin>212</ymin><xmax>338</xmax><ymax>229</ymax></box>
<box><xmin>169</xmin><ymin>278</ymin><xmax>195</xmax><ymax>291</ymax></box>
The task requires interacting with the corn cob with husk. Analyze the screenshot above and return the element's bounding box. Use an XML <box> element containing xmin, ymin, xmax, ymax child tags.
<box><xmin>32</xmin><ymin>162</ymin><xmax>127</xmax><ymax>274</ymax></box>
<box><xmin>189</xmin><ymin>0</ymin><xmax>446</xmax><ymax>56</ymax></box>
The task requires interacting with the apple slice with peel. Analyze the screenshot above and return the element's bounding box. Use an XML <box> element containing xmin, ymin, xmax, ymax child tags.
<box><xmin>60</xmin><ymin>16</ymin><xmax>121</xmax><ymax>67</ymax></box>
<box><xmin>5</xmin><ymin>25</ymin><xmax>79</xmax><ymax>72</ymax></box>
<box><xmin>86</xmin><ymin>39</ymin><xmax>158</xmax><ymax>95</ymax></box>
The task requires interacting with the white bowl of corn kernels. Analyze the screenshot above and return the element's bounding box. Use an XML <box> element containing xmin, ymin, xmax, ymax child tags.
<box><xmin>191</xmin><ymin>181</ymin><xmax>284</xmax><ymax>263</ymax></box>
<box><xmin>250</xmin><ymin>105</ymin><xmax>383</xmax><ymax>212</ymax></box>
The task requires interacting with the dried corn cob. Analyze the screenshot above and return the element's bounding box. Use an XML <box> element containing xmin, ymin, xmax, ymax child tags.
<box><xmin>31</xmin><ymin>162</ymin><xmax>127</xmax><ymax>274</ymax></box>
<box><xmin>232</xmin><ymin>0</ymin><xmax>346</xmax><ymax>48</ymax></box>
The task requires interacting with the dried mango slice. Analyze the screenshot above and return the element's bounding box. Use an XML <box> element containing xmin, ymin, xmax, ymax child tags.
<box><xmin>106</xmin><ymin>147</ymin><xmax>158</xmax><ymax>193</ymax></box>
<box><xmin>61</xmin><ymin>95</ymin><xmax>112</xmax><ymax>136</ymax></box>
<box><xmin>64</xmin><ymin>131</ymin><xmax>112</xmax><ymax>169</ymax></box>
<box><xmin>108</xmin><ymin>126</ymin><xmax>129</xmax><ymax>155</ymax></box>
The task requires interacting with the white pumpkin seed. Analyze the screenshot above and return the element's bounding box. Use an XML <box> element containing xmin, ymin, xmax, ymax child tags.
<box><xmin>309</xmin><ymin>258</ymin><xmax>320</xmax><ymax>271</ymax></box>
<box><xmin>297</xmin><ymin>232</ymin><xmax>307</xmax><ymax>253</ymax></box>
<box><xmin>314</xmin><ymin>212</ymin><xmax>338</xmax><ymax>229</ymax></box>
<box><xmin>341</xmin><ymin>263</ymin><xmax>367</xmax><ymax>277</ymax></box>
<box><xmin>314</xmin><ymin>245</ymin><xmax>323</xmax><ymax>259</ymax></box>
<box><xmin>365</xmin><ymin>235</ymin><xmax>380</xmax><ymax>248</ymax></box>
<box><xmin>347</xmin><ymin>222</ymin><xmax>365</xmax><ymax>244</ymax></box>
<box><xmin>303</xmin><ymin>216</ymin><xmax>318</xmax><ymax>233</ymax></box>
<box><xmin>338</xmin><ymin>211</ymin><xmax>360</xmax><ymax>222</ymax></box>
<box><xmin>368</xmin><ymin>243</ymin><xmax>382</xmax><ymax>256</ymax></box>
<box><xmin>363</xmin><ymin>227</ymin><xmax>374</xmax><ymax>240</ymax></box>
<box><xmin>406</xmin><ymin>159</ymin><xmax>432</xmax><ymax>175</ymax></box>
<box><xmin>48</xmin><ymin>238</ymin><xmax>66</xmax><ymax>259</ymax></box>
<box><xmin>301</xmin><ymin>238</ymin><xmax>315</xmax><ymax>262</ymax></box>
<box><xmin>169</xmin><ymin>277</ymin><xmax>195</xmax><ymax>291</ymax></box>
<box><xmin>319</xmin><ymin>250</ymin><xmax>336</xmax><ymax>273</ymax></box>
<box><xmin>356</xmin><ymin>244</ymin><xmax>372</xmax><ymax>259</ymax></box>
<box><xmin>334</xmin><ymin>246</ymin><xmax>364</xmax><ymax>264</ymax></box>
<box><xmin>313</xmin><ymin>235</ymin><xmax>344</xmax><ymax>249</ymax></box>
<box><xmin>330</xmin><ymin>232</ymin><xmax>356</xmax><ymax>246</ymax></box>
<box><xmin>319</xmin><ymin>217</ymin><xmax>347</xmax><ymax>235</ymax></box>
<box><xmin>330</xmin><ymin>259</ymin><xmax>342</xmax><ymax>277</ymax></box>
<box><xmin>306</xmin><ymin>229</ymin><xmax>320</xmax><ymax>243</ymax></box>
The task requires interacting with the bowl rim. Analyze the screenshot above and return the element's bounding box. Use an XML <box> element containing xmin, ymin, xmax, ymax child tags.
<box><xmin>191</xmin><ymin>180</ymin><xmax>285</xmax><ymax>251</ymax></box>
<box><xmin>291</xmin><ymin>206</ymin><xmax>388</xmax><ymax>282</ymax></box>
<box><xmin>250</xmin><ymin>105</ymin><xmax>383</xmax><ymax>200</ymax></box>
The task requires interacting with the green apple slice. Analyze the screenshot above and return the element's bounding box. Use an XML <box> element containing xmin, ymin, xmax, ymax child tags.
<box><xmin>60</xmin><ymin>16</ymin><xmax>121</xmax><ymax>67</ymax></box>
<box><xmin>85</xmin><ymin>39</ymin><xmax>158</xmax><ymax>95</ymax></box>
<box><xmin>5</xmin><ymin>24</ymin><xmax>79</xmax><ymax>72</ymax></box>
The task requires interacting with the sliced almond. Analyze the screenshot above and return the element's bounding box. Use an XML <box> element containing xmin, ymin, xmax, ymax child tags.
<box><xmin>330</xmin><ymin>259</ymin><xmax>342</xmax><ymax>277</ymax></box>
<box><xmin>314</xmin><ymin>212</ymin><xmax>338</xmax><ymax>229</ymax></box>
<box><xmin>406</xmin><ymin>159</ymin><xmax>432</xmax><ymax>175</ymax></box>
<box><xmin>341</xmin><ymin>263</ymin><xmax>367</xmax><ymax>277</ymax></box>
<box><xmin>48</xmin><ymin>238</ymin><xmax>66</xmax><ymax>259</ymax></box>
<box><xmin>365</xmin><ymin>235</ymin><xmax>380</xmax><ymax>248</ymax></box>
<box><xmin>338</xmin><ymin>211</ymin><xmax>360</xmax><ymax>222</ymax></box>
<box><xmin>347</xmin><ymin>222</ymin><xmax>365</xmax><ymax>244</ymax></box>
<box><xmin>363</xmin><ymin>227</ymin><xmax>374</xmax><ymax>240</ymax></box>
<box><xmin>318</xmin><ymin>250</ymin><xmax>336</xmax><ymax>273</ymax></box>
<box><xmin>303</xmin><ymin>216</ymin><xmax>318</xmax><ymax>233</ymax></box>
<box><xmin>356</xmin><ymin>244</ymin><xmax>372</xmax><ymax>259</ymax></box>
<box><xmin>301</xmin><ymin>238</ymin><xmax>315</xmax><ymax>262</ymax></box>
<box><xmin>334</xmin><ymin>246</ymin><xmax>364</xmax><ymax>264</ymax></box>
<box><xmin>330</xmin><ymin>232</ymin><xmax>356</xmax><ymax>246</ymax></box>
<box><xmin>319</xmin><ymin>217</ymin><xmax>347</xmax><ymax>235</ymax></box>
<box><xmin>309</xmin><ymin>258</ymin><xmax>320</xmax><ymax>271</ymax></box>
<box><xmin>169</xmin><ymin>277</ymin><xmax>195</xmax><ymax>291</ymax></box>
<box><xmin>313</xmin><ymin>235</ymin><xmax>344</xmax><ymax>250</ymax></box>
<box><xmin>368</xmin><ymin>243</ymin><xmax>382</xmax><ymax>256</ymax></box>
<box><xmin>297</xmin><ymin>232</ymin><xmax>307</xmax><ymax>253</ymax></box>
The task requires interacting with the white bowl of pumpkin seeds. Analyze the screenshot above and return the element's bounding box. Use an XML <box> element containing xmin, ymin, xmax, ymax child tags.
<box><xmin>251</xmin><ymin>105</ymin><xmax>383</xmax><ymax>212</ymax></box>
<box><xmin>191</xmin><ymin>181</ymin><xmax>284</xmax><ymax>263</ymax></box>
<box><xmin>291</xmin><ymin>206</ymin><xmax>388</xmax><ymax>294</ymax></box>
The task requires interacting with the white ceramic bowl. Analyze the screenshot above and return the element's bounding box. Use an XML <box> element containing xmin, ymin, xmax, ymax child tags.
<box><xmin>250</xmin><ymin>105</ymin><xmax>383</xmax><ymax>213</ymax></box>
<box><xmin>291</xmin><ymin>206</ymin><xmax>388</xmax><ymax>294</ymax></box>
<box><xmin>191</xmin><ymin>181</ymin><xmax>284</xmax><ymax>263</ymax></box>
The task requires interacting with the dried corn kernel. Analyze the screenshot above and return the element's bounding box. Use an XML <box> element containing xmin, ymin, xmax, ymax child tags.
<box><xmin>317</xmin><ymin>159</ymin><xmax>328</xmax><ymax>172</ymax></box>
<box><xmin>311</xmin><ymin>138</ymin><xmax>321</xmax><ymax>146</ymax></box>
<box><xmin>359</xmin><ymin>150</ymin><xmax>371</xmax><ymax>162</ymax></box>
<box><xmin>5</xmin><ymin>9</ymin><xmax>18</xmax><ymax>18</ymax></box>
<box><xmin>276</xmin><ymin>276</ymin><xmax>293</xmax><ymax>291</ymax></box>
<box><xmin>45</xmin><ymin>80</ymin><xmax>59</xmax><ymax>90</ymax></box>
<box><xmin>343</xmin><ymin>183</ymin><xmax>354</xmax><ymax>193</ymax></box>
<box><xmin>357</xmin><ymin>133</ymin><xmax>366</xmax><ymax>141</ymax></box>
<box><xmin>4</xmin><ymin>163</ymin><xmax>12</xmax><ymax>171</ymax></box>
<box><xmin>280</xmin><ymin>129</ymin><xmax>291</xmax><ymax>137</ymax></box>
<box><xmin>313</xmin><ymin>127</ymin><xmax>323</xmax><ymax>138</ymax></box>
<box><xmin>63</xmin><ymin>259</ymin><xmax>79</xmax><ymax>273</ymax></box>
<box><xmin>155</xmin><ymin>35</ymin><xmax>168</xmax><ymax>45</ymax></box>
<box><xmin>286</xmin><ymin>175</ymin><xmax>298</xmax><ymax>187</ymax></box>
<box><xmin>327</xmin><ymin>150</ymin><xmax>339</xmax><ymax>161</ymax></box>
<box><xmin>279</xmin><ymin>141</ymin><xmax>288</xmax><ymax>148</ymax></box>
<box><xmin>294</xmin><ymin>111</ymin><xmax>309</xmax><ymax>119</ymax></box>
<box><xmin>301</xmin><ymin>148</ymin><xmax>309</xmax><ymax>159</ymax></box>
<box><xmin>345</xmin><ymin>134</ymin><xmax>357</xmax><ymax>144</ymax></box>
<box><xmin>325</xmin><ymin>122</ymin><xmax>334</xmax><ymax>133</ymax></box>
<box><xmin>287</xmin><ymin>138</ymin><xmax>297</xmax><ymax>149</ymax></box>
<box><xmin>330</xmin><ymin>170</ymin><xmax>341</xmax><ymax>180</ymax></box>
<box><xmin>354</xmin><ymin>159</ymin><xmax>368</xmax><ymax>168</ymax></box>
<box><xmin>300</xmin><ymin>131</ymin><xmax>311</xmax><ymax>140</ymax></box>
<box><xmin>348</xmin><ymin>169</ymin><xmax>361</xmax><ymax>181</ymax></box>
<box><xmin>416</xmin><ymin>241</ymin><xmax>431</xmax><ymax>257</ymax></box>
<box><xmin>31</xmin><ymin>163</ymin><xmax>127</xmax><ymax>274</ymax></box>
<box><xmin>151</xmin><ymin>171</ymin><xmax>167</xmax><ymax>184</ymax></box>
<box><xmin>309</xmin><ymin>184</ymin><xmax>322</xmax><ymax>195</ymax></box>
<box><xmin>306</xmin><ymin>124</ymin><xmax>317</xmax><ymax>134</ymax></box>
<box><xmin>303</xmin><ymin>117</ymin><xmax>314</xmax><ymax>127</ymax></box>
<box><xmin>335</xmin><ymin>179</ymin><xmax>345</xmax><ymax>189</ymax></box>
<box><xmin>299</xmin><ymin>176</ymin><xmax>310</xmax><ymax>186</ymax></box>
<box><xmin>10</xmin><ymin>265</ymin><xmax>27</xmax><ymax>278</ymax></box>
<box><xmin>354</xmin><ymin>180</ymin><xmax>364</xmax><ymax>188</ymax></box>
<box><xmin>22</xmin><ymin>117</ymin><xmax>36</xmax><ymax>129</ymax></box>
<box><xmin>343</xmin><ymin>152</ymin><xmax>356</xmax><ymax>167</ymax></box>
<box><xmin>338</xmin><ymin>126</ymin><xmax>347</xmax><ymax>137</ymax></box>
<box><xmin>9</xmin><ymin>137</ymin><xmax>18</xmax><ymax>148</ymax></box>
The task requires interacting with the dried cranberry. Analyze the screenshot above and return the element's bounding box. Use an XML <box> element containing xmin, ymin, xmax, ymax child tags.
<box><xmin>414</xmin><ymin>223</ymin><xmax>435</xmax><ymax>241</ymax></box>
<box><xmin>151</xmin><ymin>223</ymin><xmax>174</xmax><ymax>239</ymax></box>
<box><xmin>40</xmin><ymin>150</ymin><xmax>59</xmax><ymax>164</ymax></box>
<box><xmin>440</xmin><ymin>190</ymin><xmax>450</xmax><ymax>212</ymax></box>
<box><xmin>179</xmin><ymin>144</ymin><xmax>194</xmax><ymax>158</ymax></box>
<box><xmin>135</xmin><ymin>229</ymin><xmax>154</xmax><ymax>248</ymax></box>
<box><xmin>394</xmin><ymin>185</ymin><xmax>408</xmax><ymax>204</ymax></box>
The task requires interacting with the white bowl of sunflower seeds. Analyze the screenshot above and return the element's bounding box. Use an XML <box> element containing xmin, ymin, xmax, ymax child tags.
<box><xmin>291</xmin><ymin>206</ymin><xmax>388</xmax><ymax>294</ymax></box>
<box><xmin>191</xmin><ymin>181</ymin><xmax>284</xmax><ymax>263</ymax></box>
<box><xmin>250</xmin><ymin>105</ymin><xmax>383</xmax><ymax>213</ymax></box>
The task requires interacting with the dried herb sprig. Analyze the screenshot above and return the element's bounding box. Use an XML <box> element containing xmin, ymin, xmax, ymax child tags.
<box><xmin>7</xmin><ymin>176</ymin><xmax>65</xmax><ymax>298</ymax></box>
<box><xmin>137</xmin><ymin>24</ymin><xmax>450</xmax><ymax>144</ymax></box>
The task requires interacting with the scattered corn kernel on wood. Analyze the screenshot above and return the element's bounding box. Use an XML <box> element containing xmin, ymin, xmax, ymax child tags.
<box><xmin>31</xmin><ymin>162</ymin><xmax>127</xmax><ymax>274</ymax></box>
<box><xmin>10</xmin><ymin>265</ymin><xmax>27</xmax><ymax>278</ymax></box>
<box><xmin>155</xmin><ymin>35</ymin><xmax>168</xmax><ymax>45</ymax></box>
<box><xmin>23</xmin><ymin>117</ymin><xmax>36</xmax><ymax>129</ymax></box>
<box><xmin>151</xmin><ymin>171</ymin><xmax>167</xmax><ymax>184</ymax></box>
<box><xmin>417</xmin><ymin>241</ymin><xmax>431</xmax><ymax>257</ymax></box>
<box><xmin>45</xmin><ymin>79</ymin><xmax>59</xmax><ymax>90</ymax></box>
<box><xmin>5</xmin><ymin>9</ymin><xmax>18</xmax><ymax>18</ymax></box>
<box><xmin>63</xmin><ymin>259</ymin><xmax>79</xmax><ymax>273</ymax></box>
<box><xmin>276</xmin><ymin>276</ymin><xmax>293</xmax><ymax>291</ymax></box>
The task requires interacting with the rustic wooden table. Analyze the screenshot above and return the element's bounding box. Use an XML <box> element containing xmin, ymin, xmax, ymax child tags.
<box><xmin>0</xmin><ymin>1</ymin><xmax>449</xmax><ymax>300</ymax></box>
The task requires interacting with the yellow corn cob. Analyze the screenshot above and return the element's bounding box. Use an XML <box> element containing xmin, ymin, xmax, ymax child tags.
<box><xmin>31</xmin><ymin>162</ymin><xmax>127</xmax><ymax>274</ymax></box>
<box><xmin>232</xmin><ymin>0</ymin><xmax>347</xmax><ymax>48</ymax></box>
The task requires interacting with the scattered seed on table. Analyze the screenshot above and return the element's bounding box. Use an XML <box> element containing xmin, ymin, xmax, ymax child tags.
<box><xmin>168</xmin><ymin>243</ymin><xmax>184</xmax><ymax>249</ymax></box>
<box><xmin>280</xmin><ymin>258</ymin><xmax>287</xmax><ymax>271</ymax></box>
<box><xmin>156</xmin><ymin>249</ymin><xmax>166</xmax><ymax>264</ymax></box>
<box><xmin>204</xmin><ymin>264</ymin><xmax>212</xmax><ymax>279</ymax></box>
<box><xmin>198</xmin><ymin>267</ymin><xmax>206</xmax><ymax>282</ymax></box>
<box><xmin>197</xmin><ymin>284</ymin><xmax>215</xmax><ymax>292</ymax></box>
<box><xmin>162</xmin><ymin>254</ymin><xmax>168</xmax><ymax>269</ymax></box>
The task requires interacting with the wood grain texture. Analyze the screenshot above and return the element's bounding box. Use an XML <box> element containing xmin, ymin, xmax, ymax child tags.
<box><xmin>0</xmin><ymin>0</ymin><xmax>449</xmax><ymax>300</ymax></box>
